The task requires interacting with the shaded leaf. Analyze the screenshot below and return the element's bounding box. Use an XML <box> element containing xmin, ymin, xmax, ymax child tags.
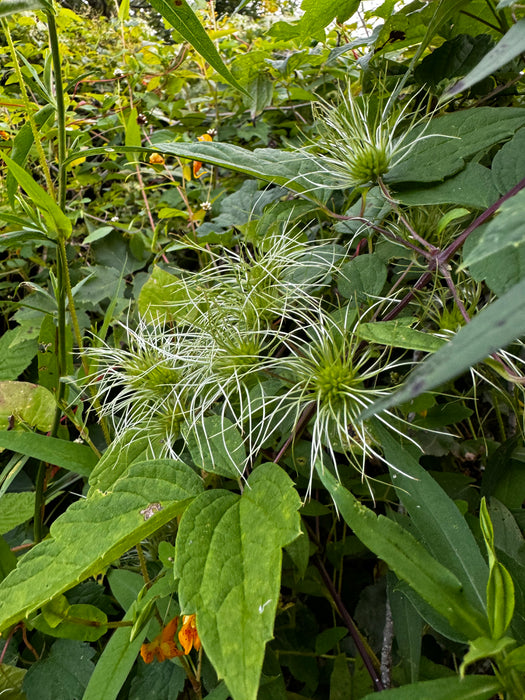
<box><xmin>445</xmin><ymin>19</ymin><xmax>525</xmax><ymax>97</ymax></box>
<box><xmin>317</xmin><ymin>465</ymin><xmax>489</xmax><ymax>639</ymax></box>
<box><xmin>22</xmin><ymin>639</ymin><xmax>95</xmax><ymax>700</ymax></box>
<box><xmin>492</xmin><ymin>128</ymin><xmax>525</xmax><ymax>194</ymax></box>
<box><xmin>0</xmin><ymin>0</ymin><xmax>50</xmax><ymax>15</ymax></box>
<box><xmin>337</xmin><ymin>254</ymin><xmax>387</xmax><ymax>301</ymax></box>
<box><xmin>360</xmin><ymin>674</ymin><xmax>502</xmax><ymax>699</ymax></box>
<box><xmin>386</xmin><ymin>107</ymin><xmax>525</xmax><ymax>184</ymax></box>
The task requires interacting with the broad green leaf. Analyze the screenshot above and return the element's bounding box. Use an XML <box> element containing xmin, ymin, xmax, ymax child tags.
<box><xmin>415</xmin><ymin>33</ymin><xmax>494</xmax><ymax>89</ymax></box>
<box><xmin>0</xmin><ymin>0</ymin><xmax>49</xmax><ymax>15</ymax></box>
<box><xmin>395</xmin><ymin>162</ymin><xmax>499</xmax><ymax>209</ymax></box>
<box><xmin>363</xmin><ymin>277</ymin><xmax>525</xmax><ymax>415</ymax></box>
<box><xmin>461</xmin><ymin>190</ymin><xmax>525</xmax><ymax>270</ymax></box>
<box><xmin>0</xmin><ymin>492</ymin><xmax>35</xmax><ymax>534</ymax></box>
<box><xmin>6</xmin><ymin>104</ymin><xmax>55</xmax><ymax>206</ymax></box>
<box><xmin>317</xmin><ymin>466</ymin><xmax>489</xmax><ymax>639</ymax></box>
<box><xmin>337</xmin><ymin>254</ymin><xmax>387</xmax><ymax>301</ymax></box>
<box><xmin>129</xmin><ymin>661</ymin><xmax>185</xmax><ymax>700</ymax></box>
<box><xmin>153</xmin><ymin>141</ymin><xmax>340</xmax><ymax>201</ymax></box>
<box><xmin>175</xmin><ymin>462</ymin><xmax>302</xmax><ymax>700</ymax></box>
<box><xmin>32</xmin><ymin>603</ymin><xmax>108</xmax><ymax>642</ymax></box>
<box><xmin>492</xmin><ymin>128</ymin><xmax>525</xmax><ymax>194</ymax></box>
<box><xmin>356</xmin><ymin>321</ymin><xmax>445</xmax><ymax>352</ymax></box>
<box><xmin>298</xmin><ymin>0</ymin><xmax>360</xmax><ymax>36</ymax></box>
<box><xmin>0</xmin><ymin>381</ymin><xmax>55</xmax><ymax>432</ymax></box>
<box><xmin>505</xmin><ymin>643</ymin><xmax>525</xmax><ymax>672</ymax></box>
<box><xmin>445</xmin><ymin>19</ymin><xmax>525</xmax><ymax>98</ymax></box>
<box><xmin>0</xmin><ymin>154</ymin><xmax>71</xmax><ymax>240</ymax></box>
<box><xmin>0</xmin><ymin>431</ymin><xmax>98</xmax><ymax>477</ymax></box>
<box><xmin>147</xmin><ymin>0</ymin><xmax>248</xmax><ymax>95</ymax></box>
<box><xmin>186</xmin><ymin>414</ymin><xmax>245</xmax><ymax>478</ymax></box>
<box><xmin>0</xmin><ymin>327</ymin><xmax>38</xmax><ymax>380</ymax></box>
<box><xmin>360</xmin><ymin>674</ymin><xmax>502</xmax><ymax>700</ymax></box>
<box><xmin>386</xmin><ymin>107</ymin><xmax>525</xmax><ymax>184</ymax></box>
<box><xmin>0</xmin><ymin>460</ymin><xmax>202</xmax><ymax>632</ymax></box>
<box><xmin>375</xmin><ymin>424</ymin><xmax>488</xmax><ymax>613</ymax></box>
<box><xmin>0</xmin><ymin>664</ymin><xmax>26</xmax><ymax>700</ymax></box>
<box><xmin>22</xmin><ymin>639</ymin><xmax>95</xmax><ymax>700</ymax></box>
<box><xmin>88</xmin><ymin>429</ymin><xmax>161</xmax><ymax>493</ymax></box>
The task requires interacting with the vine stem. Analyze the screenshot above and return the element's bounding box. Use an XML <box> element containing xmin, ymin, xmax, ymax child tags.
<box><xmin>315</xmin><ymin>556</ymin><xmax>384</xmax><ymax>692</ymax></box>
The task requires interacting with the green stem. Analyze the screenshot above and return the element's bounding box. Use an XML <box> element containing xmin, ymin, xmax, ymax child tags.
<box><xmin>2</xmin><ymin>19</ymin><xmax>54</xmax><ymax>196</ymax></box>
<box><xmin>47</xmin><ymin>10</ymin><xmax>66</xmax><ymax>210</ymax></box>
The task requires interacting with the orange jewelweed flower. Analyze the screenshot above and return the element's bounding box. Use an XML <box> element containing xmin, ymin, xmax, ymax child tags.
<box><xmin>140</xmin><ymin>616</ymin><xmax>183</xmax><ymax>664</ymax></box>
<box><xmin>192</xmin><ymin>133</ymin><xmax>213</xmax><ymax>179</ymax></box>
<box><xmin>178</xmin><ymin>614</ymin><xmax>201</xmax><ymax>655</ymax></box>
<box><xmin>149</xmin><ymin>152</ymin><xmax>165</xmax><ymax>165</ymax></box>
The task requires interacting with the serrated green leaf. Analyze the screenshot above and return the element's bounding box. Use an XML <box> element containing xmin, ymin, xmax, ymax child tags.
<box><xmin>0</xmin><ymin>381</ymin><xmax>55</xmax><ymax>432</ymax></box>
<box><xmin>360</xmin><ymin>674</ymin><xmax>502</xmax><ymax>700</ymax></box>
<box><xmin>0</xmin><ymin>460</ymin><xmax>202</xmax><ymax>632</ymax></box>
<box><xmin>461</xmin><ymin>190</ymin><xmax>525</xmax><ymax>271</ymax></box>
<box><xmin>386</xmin><ymin>107</ymin><xmax>525</xmax><ymax>184</ymax></box>
<box><xmin>363</xmin><ymin>277</ymin><xmax>525</xmax><ymax>415</ymax></box>
<box><xmin>0</xmin><ymin>431</ymin><xmax>97</xmax><ymax>477</ymax></box>
<box><xmin>147</xmin><ymin>0</ymin><xmax>248</xmax><ymax>95</ymax></box>
<box><xmin>137</xmin><ymin>265</ymin><xmax>196</xmax><ymax>325</ymax></box>
<box><xmin>175</xmin><ymin>462</ymin><xmax>301</xmax><ymax>700</ymax></box>
<box><xmin>445</xmin><ymin>19</ymin><xmax>525</xmax><ymax>97</ymax></box>
<box><xmin>317</xmin><ymin>465</ymin><xmax>489</xmax><ymax>639</ymax></box>
<box><xmin>0</xmin><ymin>153</ymin><xmax>71</xmax><ymax>240</ymax></box>
<box><xmin>356</xmin><ymin>321</ymin><xmax>445</xmax><ymax>352</ymax></box>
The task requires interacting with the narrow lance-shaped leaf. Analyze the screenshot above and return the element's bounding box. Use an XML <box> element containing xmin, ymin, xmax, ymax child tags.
<box><xmin>362</xmin><ymin>276</ymin><xmax>525</xmax><ymax>416</ymax></box>
<box><xmin>374</xmin><ymin>423</ymin><xmax>488</xmax><ymax>613</ymax></box>
<box><xmin>175</xmin><ymin>463</ymin><xmax>302</xmax><ymax>700</ymax></box>
<box><xmin>317</xmin><ymin>465</ymin><xmax>489</xmax><ymax>640</ymax></box>
<box><xmin>147</xmin><ymin>0</ymin><xmax>248</xmax><ymax>96</ymax></box>
<box><xmin>0</xmin><ymin>431</ymin><xmax>98</xmax><ymax>477</ymax></box>
<box><xmin>0</xmin><ymin>460</ymin><xmax>203</xmax><ymax>632</ymax></box>
<box><xmin>0</xmin><ymin>153</ymin><xmax>71</xmax><ymax>239</ymax></box>
<box><xmin>360</xmin><ymin>674</ymin><xmax>502</xmax><ymax>700</ymax></box>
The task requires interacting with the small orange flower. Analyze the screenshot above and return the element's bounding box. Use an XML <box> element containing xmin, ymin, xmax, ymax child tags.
<box><xmin>149</xmin><ymin>152</ymin><xmax>165</xmax><ymax>165</ymax></box>
<box><xmin>140</xmin><ymin>616</ymin><xmax>183</xmax><ymax>664</ymax></box>
<box><xmin>0</xmin><ymin>130</ymin><xmax>10</xmax><ymax>140</ymax></box>
<box><xmin>178</xmin><ymin>614</ymin><xmax>201</xmax><ymax>655</ymax></box>
<box><xmin>192</xmin><ymin>133</ymin><xmax>213</xmax><ymax>179</ymax></box>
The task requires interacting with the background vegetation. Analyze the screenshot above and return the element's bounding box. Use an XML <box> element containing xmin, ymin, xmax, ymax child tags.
<box><xmin>0</xmin><ymin>0</ymin><xmax>525</xmax><ymax>698</ymax></box>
